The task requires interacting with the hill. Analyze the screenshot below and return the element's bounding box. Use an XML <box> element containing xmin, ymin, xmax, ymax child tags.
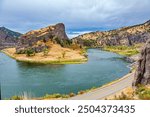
<box><xmin>73</xmin><ymin>20</ymin><xmax>150</xmax><ymax>47</ymax></box>
<box><xmin>0</xmin><ymin>27</ymin><xmax>22</xmax><ymax>49</ymax></box>
<box><xmin>3</xmin><ymin>23</ymin><xmax>87</xmax><ymax>64</ymax></box>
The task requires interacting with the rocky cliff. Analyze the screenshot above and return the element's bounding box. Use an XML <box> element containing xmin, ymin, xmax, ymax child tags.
<box><xmin>133</xmin><ymin>39</ymin><xmax>150</xmax><ymax>86</ymax></box>
<box><xmin>73</xmin><ymin>20</ymin><xmax>150</xmax><ymax>47</ymax></box>
<box><xmin>16</xmin><ymin>23</ymin><xmax>70</xmax><ymax>53</ymax></box>
<box><xmin>0</xmin><ymin>27</ymin><xmax>22</xmax><ymax>50</ymax></box>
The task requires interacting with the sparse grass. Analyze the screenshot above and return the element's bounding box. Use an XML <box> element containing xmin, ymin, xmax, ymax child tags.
<box><xmin>2</xmin><ymin>48</ymin><xmax>88</xmax><ymax>64</ymax></box>
<box><xmin>42</xmin><ymin>86</ymin><xmax>97</xmax><ymax>99</ymax></box>
<box><xmin>10</xmin><ymin>96</ymin><xmax>23</xmax><ymax>100</ymax></box>
<box><xmin>9</xmin><ymin>86</ymin><xmax>97</xmax><ymax>100</ymax></box>
<box><xmin>10</xmin><ymin>92</ymin><xmax>33</xmax><ymax>100</ymax></box>
<box><xmin>112</xmin><ymin>92</ymin><xmax>134</xmax><ymax>100</ymax></box>
<box><xmin>103</xmin><ymin>44</ymin><xmax>142</xmax><ymax>56</ymax></box>
<box><xmin>136</xmin><ymin>86</ymin><xmax>150</xmax><ymax>100</ymax></box>
<box><xmin>43</xmin><ymin>93</ymin><xmax>69</xmax><ymax>99</ymax></box>
<box><xmin>109</xmin><ymin>86</ymin><xmax>150</xmax><ymax>100</ymax></box>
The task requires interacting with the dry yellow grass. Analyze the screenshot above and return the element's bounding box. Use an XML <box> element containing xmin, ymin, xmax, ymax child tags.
<box><xmin>2</xmin><ymin>44</ymin><xmax>87</xmax><ymax>64</ymax></box>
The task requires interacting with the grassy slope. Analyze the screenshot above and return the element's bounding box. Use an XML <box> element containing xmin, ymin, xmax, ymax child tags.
<box><xmin>103</xmin><ymin>44</ymin><xmax>143</xmax><ymax>56</ymax></box>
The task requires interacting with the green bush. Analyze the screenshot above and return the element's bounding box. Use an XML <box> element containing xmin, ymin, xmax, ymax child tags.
<box><xmin>26</xmin><ymin>48</ymin><xmax>35</xmax><ymax>56</ymax></box>
<box><xmin>53</xmin><ymin>37</ymin><xmax>72</xmax><ymax>47</ymax></box>
<box><xmin>43</xmin><ymin>93</ymin><xmax>69</xmax><ymax>99</ymax></box>
<box><xmin>136</xmin><ymin>86</ymin><xmax>150</xmax><ymax>100</ymax></box>
<box><xmin>43</xmin><ymin>48</ymin><xmax>49</xmax><ymax>56</ymax></box>
<box><xmin>10</xmin><ymin>96</ymin><xmax>22</xmax><ymax>100</ymax></box>
<box><xmin>62</xmin><ymin>51</ymin><xmax>66</xmax><ymax>58</ymax></box>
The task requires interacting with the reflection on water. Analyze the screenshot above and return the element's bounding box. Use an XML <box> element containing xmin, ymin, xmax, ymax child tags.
<box><xmin>0</xmin><ymin>49</ymin><xmax>130</xmax><ymax>99</ymax></box>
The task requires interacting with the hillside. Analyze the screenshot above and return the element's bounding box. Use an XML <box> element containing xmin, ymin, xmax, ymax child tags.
<box><xmin>0</xmin><ymin>27</ymin><xmax>22</xmax><ymax>50</ymax></box>
<box><xmin>3</xmin><ymin>23</ymin><xmax>87</xmax><ymax>64</ymax></box>
<box><xmin>73</xmin><ymin>20</ymin><xmax>150</xmax><ymax>47</ymax></box>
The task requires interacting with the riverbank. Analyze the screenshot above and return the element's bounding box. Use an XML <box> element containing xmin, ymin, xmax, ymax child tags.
<box><xmin>103</xmin><ymin>44</ymin><xmax>143</xmax><ymax>57</ymax></box>
<box><xmin>2</xmin><ymin>45</ymin><xmax>88</xmax><ymax>64</ymax></box>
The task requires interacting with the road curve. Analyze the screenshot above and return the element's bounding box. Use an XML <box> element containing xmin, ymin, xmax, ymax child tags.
<box><xmin>69</xmin><ymin>73</ymin><xmax>134</xmax><ymax>100</ymax></box>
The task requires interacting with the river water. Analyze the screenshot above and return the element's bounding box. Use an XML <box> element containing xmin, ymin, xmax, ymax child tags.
<box><xmin>0</xmin><ymin>49</ymin><xmax>130</xmax><ymax>99</ymax></box>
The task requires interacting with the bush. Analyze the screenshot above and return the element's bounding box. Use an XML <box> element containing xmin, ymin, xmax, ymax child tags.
<box><xmin>26</xmin><ymin>48</ymin><xmax>35</xmax><ymax>56</ymax></box>
<box><xmin>82</xmin><ymin>40</ymin><xmax>96</xmax><ymax>47</ymax></box>
<box><xmin>78</xmin><ymin>90</ymin><xmax>85</xmax><ymax>95</ymax></box>
<box><xmin>43</xmin><ymin>48</ymin><xmax>49</xmax><ymax>56</ymax></box>
<box><xmin>53</xmin><ymin>37</ymin><xmax>72</xmax><ymax>47</ymax></box>
<box><xmin>62</xmin><ymin>51</ymin><xmax>66</xmax><ymax>58</ymax></box>
<box><xmin>136</xmin><ymin>86</ymin><xmax>150</xmax><ymax>100</ymax></box>
<box><xmin>113</xmin><ymin>92</ymin><xmax>133</xmax><ymax>100</ymax></box>
<box><xmin>43</xmin><ymin>93</ymin><xmax>69</xmax><ymax>99</ymax></box>
<box><xmin>69</xmin><ymin>93</ymin><xmax>76</xmax><ymax>97</ymax></box>
<box><xmin>10</xmin><ymin>96</ymin><xmax>22</xmax><ymax>100</ymax></box>
<box><xmin>70</xmin><ymin>44</ymin><xmax>81</xmax><ymax>50</ymax></box>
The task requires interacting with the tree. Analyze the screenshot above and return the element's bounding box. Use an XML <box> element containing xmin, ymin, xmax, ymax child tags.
<box><xmin>26</xmin><ymin>48</ymin><xmax>35</xmax><ymax>56</ymax></box>
<box><xmin>43</xmin><ymin>48</ymin><xmax>49</xmax><ymax>56</ymax></box>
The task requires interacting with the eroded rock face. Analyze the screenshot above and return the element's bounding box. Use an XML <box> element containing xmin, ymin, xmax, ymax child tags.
<box><xmin>133</xmin><ymin>39</ymin><xmax>150</xmax><ymax>86</ymax></box>
<box><xmin>73</xmin><ymin>20</ymin><xmax>150</xmax><ymax>47</ymax></box>
<box><xmin>0</xmin><ymin>27</ymin><xmax>21</xmax><ymax>50</ymax></box>
<box><xmin>16</xmin><ymin>23</ymin><xmax>69</xmax><ymax>53</ymax></box>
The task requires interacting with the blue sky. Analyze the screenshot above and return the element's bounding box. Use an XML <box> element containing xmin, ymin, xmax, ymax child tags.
<box><xmin>0</xmin><ymin>0</ymin><xmax>150</xmax><ymax>37</ymax></box>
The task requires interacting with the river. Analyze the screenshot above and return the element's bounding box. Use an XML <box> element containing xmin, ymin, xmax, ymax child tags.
<box><xmin>0</xmin><ymin>49</ymin><xmax>130</xmax><ymax>99</ymax></box>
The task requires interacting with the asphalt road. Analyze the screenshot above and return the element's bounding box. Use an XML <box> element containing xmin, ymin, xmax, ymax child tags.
<box><xmin>69</xmin><ymin>73</ymin><xmax>134</xmax><ymax>100</ymax></box>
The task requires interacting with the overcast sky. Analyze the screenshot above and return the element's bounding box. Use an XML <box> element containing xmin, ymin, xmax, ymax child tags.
<box><xmin>0</xmin><ymin>0</ymin><xmax>150</xmax><ymax>33</ymax></box>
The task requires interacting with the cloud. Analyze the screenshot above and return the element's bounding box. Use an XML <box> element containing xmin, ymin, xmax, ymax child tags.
<box><xmin>0</xmin><ymin>0</ymin><xmax>150</xmax><ymax>33</ymax></box>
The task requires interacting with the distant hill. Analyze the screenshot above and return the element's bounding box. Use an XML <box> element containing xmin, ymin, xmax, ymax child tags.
<box><xmin>0</xmin><ymin>27</ymin><xmax>22</xmax><ymax>50</ymax></box>
<box><xmin>72</xmin><ymin>20</ymin><xmax>150</xmax><ymax>47</ymax></box>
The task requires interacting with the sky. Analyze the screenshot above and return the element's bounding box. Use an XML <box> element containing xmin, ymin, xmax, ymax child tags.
<box><xmin>0</xmin><ymin>0</ymin><xmax>150</xmax><ymax>37</ymax></box>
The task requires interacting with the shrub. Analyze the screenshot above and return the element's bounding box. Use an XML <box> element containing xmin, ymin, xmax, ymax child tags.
<box><xmin>43</xmin><ymin>93</ymin><xmax>69</xmax><ymax>99</ymax></box>
<box><xmin>69</xmin><ymin>93</ymin><xmax>76</xmax><ymax>97</ymax></box>
<box><xmin>43</xmin><ymin>48</ymin><xmax>49</xmax><ymax>56</ymax></box>
<box><xmin>53</xmin><ymin>37</ymin><xmax>72</xmax><ymax>47</ymax></box>
<box><xmin>10</xmin><ymin>96</ymin><xmax>22</xmax><ymax>100</ymax></box>
<box><xmin>62</xmin><ymin>51</ymin><xmax>66</xmax><ymax>58</ymax></box>
<box><xmin>26</xmin><ymin>48</ymin><xmax>35</xmax><ymax>56</ymax></box>
<box><xmin>113</xmin><ymin>92</ymin><xmax>133</xmax><ymax>100</ymax></box>
<box><xmin>70</xmin><ymin>44</ymin><xmax>81</xmax><ymax>50</ymax></box>
<box><xmin>78</xmin><ymin>90</ymin><xmax>85</xmax><ymax>95</ymax></box>
<box><xmin>136</xmin><ymin>86</ymin><xmax>150</xmax><ymax>100</ymax></box>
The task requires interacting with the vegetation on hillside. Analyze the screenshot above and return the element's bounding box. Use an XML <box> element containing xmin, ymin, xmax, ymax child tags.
<box><xmin>109</xmin><ymin>86</ymin><xmax>150</xmax><ymax>100</ymax></box>
<box><xmin>103</xmin><ymin>44</ymin><xmax>143</xmax><ymax>56</ymax></box>
<box><xmin>135</xmin><ymin>86</ymin><xmax>150</xmax><ymax>99</ymax></box>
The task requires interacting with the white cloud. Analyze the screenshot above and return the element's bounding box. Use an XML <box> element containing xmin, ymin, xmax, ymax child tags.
<box><xmin>0</xmin><ymin>0</ymin><xmax>150</xmax><ymax>32</ymax></box>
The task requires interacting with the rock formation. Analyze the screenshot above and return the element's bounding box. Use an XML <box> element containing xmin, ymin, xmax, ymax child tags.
<box><xmin>0</xmin><ymin>27</ymin><xmax>22</xmax><ymax>50</ymax></box>
<box><xmin>16</xmin><ymin>23</ymin><xmax>70</xmax><ymax>53</ymax></box>
<box><xmin>73</xmin><ymin>20</ymin><xmax>150</xmax><ymax>47</ymax></box>
<box><xmin>133</xmin><ymin>39</ymin><xmax>150</xmax><ymax>86</ymax></box>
